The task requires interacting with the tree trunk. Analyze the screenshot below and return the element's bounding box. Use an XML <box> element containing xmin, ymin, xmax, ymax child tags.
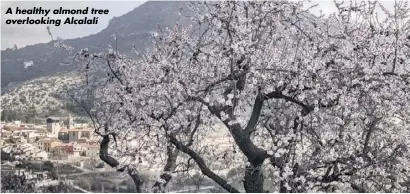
<box><xmin>229</xmin><ymin>129</ymin><xmax>267</xmax><ymax>193</ymax></box>
<box><xmin>152</xmin><ymin>147</ymin><xmax>178</xmax><ymax>193</ymax></box>
<box><xmin>99</xmin><ymin>134</ymin><xmax>144</xmax><ymax>192</ymax></box>
<box><xmin>243</xmin><ymin>163</ymin><xmax>264</xmax><ymax>193</ymax></box>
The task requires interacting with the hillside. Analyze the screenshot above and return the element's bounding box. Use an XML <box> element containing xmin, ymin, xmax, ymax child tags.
<box><xmin>1</xmin><ymin>73</ymin><xmax>83</xmax><ymax>120</ymax></box>
<box><xmin>1</xmin><ymin>1</ymin><xmax>187</xmax><ymax>89</ymax></box>
<box><xmin>1</xmin><ymin>1</ymin><xmax>189</xmax><ymax>119</ymax></box>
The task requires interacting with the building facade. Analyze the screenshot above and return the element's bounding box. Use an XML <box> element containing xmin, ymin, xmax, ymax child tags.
<box><xmin>46</xmin><ymin>118</ymin><xmax>61</xmax><ymax>138</ymax></box>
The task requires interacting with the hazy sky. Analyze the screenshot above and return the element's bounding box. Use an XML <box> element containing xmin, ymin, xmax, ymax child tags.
<box><xmin>1</xmin><ymin>1</ymin><xmax>146</xmax><ymax>49</ymax></box>
<box><xmin>1</xmin><ymin>1</ymin><xmax>395</xmax><ymax>49</ymax></box>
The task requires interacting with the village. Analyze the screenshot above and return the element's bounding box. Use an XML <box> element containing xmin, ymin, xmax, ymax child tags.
<box><xmin>0</xmin><ymin>114</ymin><xmax>123</xmax><ymax>193</ymax></box>
<box><xmin>1</xmin><ymin>114</ymin><xmax>99</xmax><ymax>161</ymax></box>
<box><xmin>0</xmin><ymin>114</ymin><xmax>238</xmax><ymax>193</ymax></box>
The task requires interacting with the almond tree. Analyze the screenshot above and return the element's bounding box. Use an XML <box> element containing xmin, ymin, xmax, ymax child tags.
<box><xmin>67</xmin><ymin>0</ymin><xmax>410</xmax><ymax>192</ymax></box>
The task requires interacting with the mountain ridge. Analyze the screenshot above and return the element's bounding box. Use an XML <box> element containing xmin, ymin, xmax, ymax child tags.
<box><xmin>1</xmin><ymin>1</ymin><xmax>187</xmax><ymax>89</ymax></box>
<box><xmin>1</xmin><ymin>1</ymin><xmax>189</xmax><ymax>118</ymax></box>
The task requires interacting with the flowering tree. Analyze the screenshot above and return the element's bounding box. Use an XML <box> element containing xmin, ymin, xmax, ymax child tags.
<box><xmin>67</xmin><ymin>0</ymin><xmax>410</xmax><ymax>192</ymax></box>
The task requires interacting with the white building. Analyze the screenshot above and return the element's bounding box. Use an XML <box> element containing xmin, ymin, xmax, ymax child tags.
<box><xmin>85</xmin><ymin>143</ymin><xmax>99</xmax><ymax>157</ymax></box>
<box><xmin>46</xmin><ymin>118</ymin><xmax>61</xmax><ymax>138</ymax></box>
<box><xmin>13</xmin><ymin>129</ymin><xmax>37</xmax><ymax>139</ymax></box>
<box><xmin>34</xmin><ymin>150</ymin><xmax>48</xmax><ymax>160</ymax></box>
<box><xmin>2</xmin><ymin>143</ymin><xmax>48</xmax><ymax>160</ymax></box>
<box><xmin>67</xmin><ymin>114</ymin><xmax>73</xmax><ymax>129</ymax></box>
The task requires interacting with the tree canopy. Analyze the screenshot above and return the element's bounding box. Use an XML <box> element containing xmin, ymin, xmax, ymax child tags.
<box><xmin>64</xmin><ymin>0</ymin><xmax>410</xmax><ymax>193</ymax></box>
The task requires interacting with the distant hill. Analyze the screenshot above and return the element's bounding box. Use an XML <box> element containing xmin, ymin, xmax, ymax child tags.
<box><xmin>1</xmin><ymin>1</ymin><xmax>190</xmax><ymax>118</ymax></box>
<box><xmin>1</xmin><ymin>1</ymin><xmax>188</xmax><ymax>89</ymax></box>
<box><xmin>1</xmin><ymin>73</ymin><xmax>83</xmax><ymax>118</ymax></box>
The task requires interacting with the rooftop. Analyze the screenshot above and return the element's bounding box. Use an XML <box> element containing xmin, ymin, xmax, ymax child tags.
<box><xmin>59</xmin><ymin>128</ymin><xmax>68</xmax><ymax>133</ymax></box>
<box><xmin>35</xmin><ymin>129</ymin><xmax>49</xmax><ymax>133</ymax></box>
<box><xmin>38</xmin><ymin>137</ymin><xmax>59</xmax><ymax>142</ymax></box>
<box><xmin>46</xmin><ymin>118</ymin><xmax>60</xmax><ymax>123</ymax></box>
<box><xmin>14</xmin><ymin>129</ymin><xmax>38</xmax><ymax>133</ymax></box>
<box><xmin>66</xmin><ymin>128</ymin><xmax>93</xmax><ymax>132</ymax></box>
<box><xmin>82</xmin><ymin>143</ymin><xmax>99</xmax><ymax>148</ymax></box>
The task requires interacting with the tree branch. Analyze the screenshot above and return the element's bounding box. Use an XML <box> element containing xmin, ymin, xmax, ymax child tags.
<box><xmin>152</xmin><ymin>147</ymin><xmax>179</xmax><ymax>193</ymax></box>
<box><xmin>243</xmin><ymin>92</ymin><xmax>264</xmax><ymax>136</ymax></box>
<box><xmin>169</xmin><ymin>135</ymin><xmax>240</xmax><ymax>193</ymax></box>
<box><xmin>263</xmin><ymin>91</ymin><xmax>313</xmax><ymax>115</ymax></box>
<box><xmin>99</xmin><ymin>134</ymin><xmax>143</xmax><ymax>192</ymax></box>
